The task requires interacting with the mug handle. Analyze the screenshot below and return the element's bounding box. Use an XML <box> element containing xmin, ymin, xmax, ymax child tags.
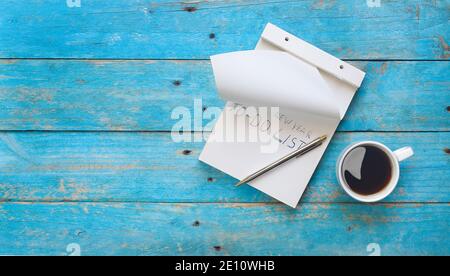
<box><xmin>393</xmin><ymin>147</ymin><xmax>414</xmax><ymax>162</ymax></box>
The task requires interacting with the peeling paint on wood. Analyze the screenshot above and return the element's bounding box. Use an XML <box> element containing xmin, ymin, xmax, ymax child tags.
<box><xmin>0</xmin><ymin>202</ymin><xmax>448</xmax><ymax>256</ymax></box>
<box><xmin>0</xmin><ymin>0</ymin><xmax>448</xmax><ymax>257</ymax></box>
<box><xmin>0</xmin><ymin>1</ymin><xmax>448</xmax><ymax>59</ymax></box>
<box><xmin>0</xmin><ymin>132</ymin><xmax>448</xmax><ymax>203</ymax></box>
<box><xmin>0</xmin><ymin>60</ymin><xmax>448</xmax><ymax>131</ymax></box>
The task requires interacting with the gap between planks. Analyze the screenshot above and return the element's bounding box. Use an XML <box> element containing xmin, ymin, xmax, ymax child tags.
<box><xmin>0</xmin><ymin>58</ymin><xmax>449</xmax><ymax>62</ymax></box>
<box><xmin>0</xmin><ymin>130</ymin><xmax>448</xmax><ymax>133</ymax></box>
<box><xmin>0</xmin><ymin>201</ymin><xmax>448</xmax><ymax>205</ymax></box>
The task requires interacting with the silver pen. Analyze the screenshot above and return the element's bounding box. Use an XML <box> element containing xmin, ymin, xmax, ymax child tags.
<box><xmin>235</xmin><ymin>135</ymin><xmax>328</xmax><ymax>187</ymax></box>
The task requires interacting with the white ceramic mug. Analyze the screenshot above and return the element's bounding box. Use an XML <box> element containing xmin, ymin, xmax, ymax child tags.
<box><xmin>336</xmin><ymin>141</ymin><xmax>414</xmax><ymax>202</ymax></box>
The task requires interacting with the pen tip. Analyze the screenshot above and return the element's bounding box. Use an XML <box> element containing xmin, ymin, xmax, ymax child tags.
<box><xmin>235</xmin><ymin>180</ymin><xmax>246</xmax><ymax>187</ymax></box>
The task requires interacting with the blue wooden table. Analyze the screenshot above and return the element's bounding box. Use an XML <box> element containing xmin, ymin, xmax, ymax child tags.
<box><xmin>0</xmin><ymin>1</ymin><xmax>449</xmax><ymax>256</ymax></box>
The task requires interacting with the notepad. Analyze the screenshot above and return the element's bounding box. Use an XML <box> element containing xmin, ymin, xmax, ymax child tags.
<box><xmin>199</xmin><ymin>23</ymin><xmax>366</xmax><ymax>208</ymax></box>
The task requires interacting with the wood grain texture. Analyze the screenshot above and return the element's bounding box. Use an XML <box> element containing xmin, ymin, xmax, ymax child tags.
<box><xmin>0</xmin><ymin>60</ymin><xmax>449</xmax><ymax>131</ymax></box>
<box><xmin>0</xmin><ymin>132</ymin><xmax>448</xmax><ymax>203</ymax></box>
<box><xmin>1</xmin><ymin>0</ymin><xmax>449</xmax><ymax>256</ymax></box>
<box><xmin>0</xmin><ymin>0</ymin><xmax>448</xmax><ymax>59</ymax></box>
<box><xmin>0</xmin><ymin>202</ymin><xmax>448</xmax><ymax>256</ymax></box>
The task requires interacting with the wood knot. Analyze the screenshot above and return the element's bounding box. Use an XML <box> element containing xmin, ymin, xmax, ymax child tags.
<box><xmin>193</xmin><ymin>221</ymin><xmax>200</xmax><ymax>227</ymax></box>
<box><xmin>207</xmin><ymin>177</ymin><xmax>215</xmax><ymax>182</ymax></box>
<box><xmin>143</xmin><ymin>8</ymin><xmax>154</xmax><ymax>14</ymax></box>
<box><xmin>213</xmin><ymin>246</ymin><xmax>222</xmax><ymax>251</ymax></box>
<box><xmin>209</xmin><ymin>33</ymin><xmax>216</xmax><ymax>39</ymax></box>
<box><xmin>444</xmin><ymin>148</ymin><xmax>450</xmax><ymax>154</ymax></box>
<box><xmin>173</xmin><ymin>80</ymin><xmax>182</xmax><ymax>86</ymax></box>
<box><xmin>184</xmin><ymin>6</ymin><xmax>197</xmax><ymax>12</ymax></box>
<box><xmin>446</xmin><ymin>106</ymin><xmax>450</xmax><ymax>112</ymax></box>
<box><xmin>182</xmin><ymin>150</ymin><xmax>192</xmax><ymax>155</ymax></box>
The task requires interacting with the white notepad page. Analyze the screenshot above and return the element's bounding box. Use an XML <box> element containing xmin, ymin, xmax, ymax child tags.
<box><xmin>199</xmin><ymin>23</ymin><xmax>365</xmax><ymax>208</ymax></box>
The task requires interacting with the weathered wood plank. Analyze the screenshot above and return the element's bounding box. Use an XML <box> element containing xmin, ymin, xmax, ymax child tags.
<box><xmin>0</xmin><ymin>132</ymin><xmax>448</xmax><ymax>203</ymax></box>
<box><xmin>0</xmin><ymin>202</ymin><xmax>448</xmax><ymax>256</ymax></box>
<box><xmin>1</xmin><ymin>0</ymin><xmax>448</xmax><ymax>59</ymax></box>
<box><xmin>0</xmin><ymin>60</ymin><xmax>448</xmax><ymax>131</ymax></box>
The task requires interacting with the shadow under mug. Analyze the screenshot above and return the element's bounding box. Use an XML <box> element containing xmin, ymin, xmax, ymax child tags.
<box><xmin>336</xmin><ymin>141</ymin><xmax>414</xmax><ymax>202</ymax></box>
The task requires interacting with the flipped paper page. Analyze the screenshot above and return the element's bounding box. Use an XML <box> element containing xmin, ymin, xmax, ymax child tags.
<box><xmin>199</xmin><ymin>23</ymin><xmax>365</xmax><ymax>208</ymax></box>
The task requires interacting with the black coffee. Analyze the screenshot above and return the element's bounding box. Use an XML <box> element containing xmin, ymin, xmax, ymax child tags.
<box><xmin>341</xmin><ymin>145</ymin><xmax>392</xmax><ymax>195</ymax></box>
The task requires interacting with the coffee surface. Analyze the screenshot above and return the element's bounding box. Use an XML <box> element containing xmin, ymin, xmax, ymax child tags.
<box><xmin>342</xmin><ymin>145</ymin><xmax>392</xmax><ymax>195</ymax></box>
